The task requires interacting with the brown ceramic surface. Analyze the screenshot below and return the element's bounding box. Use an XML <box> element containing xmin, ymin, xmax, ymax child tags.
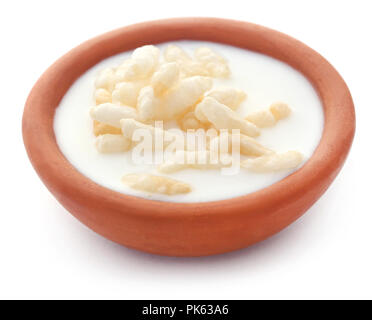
<box><xmin>22</xmin><ymin>18</ymin><xmax>355</xmax><ymax>256</ymax></box>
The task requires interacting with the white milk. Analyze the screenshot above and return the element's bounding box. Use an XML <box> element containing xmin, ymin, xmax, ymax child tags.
<box><xmin>54</xmin><ymin>41</ymin><xmax>324</xmax><ymax>203</ymax></box>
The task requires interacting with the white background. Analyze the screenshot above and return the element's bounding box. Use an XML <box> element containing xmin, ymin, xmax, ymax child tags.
<box><xmin>1</xmin><ymin>0</ymin><xmax>370</xmax><ymax>300</ymax></box>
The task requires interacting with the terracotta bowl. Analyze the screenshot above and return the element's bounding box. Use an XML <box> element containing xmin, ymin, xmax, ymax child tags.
<box><xmin>22</xmin><ymin>18</ymin><xmax>355</xmax><ymax>256</ymax></box>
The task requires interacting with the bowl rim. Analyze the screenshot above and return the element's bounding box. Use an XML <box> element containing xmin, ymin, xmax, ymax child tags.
<box><xmin>22</xmin><ymin>17</ymin><xmax>355</xmax><ymax>220</ymax></box>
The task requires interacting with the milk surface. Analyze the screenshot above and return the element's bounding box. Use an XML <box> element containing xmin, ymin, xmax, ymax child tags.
<box><xmin>54</xmin><ymin>41</ymin><xmax>324</xmax><ymax>202</ymax></box>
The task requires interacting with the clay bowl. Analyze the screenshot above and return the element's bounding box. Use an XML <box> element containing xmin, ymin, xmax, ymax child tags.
<box><xmin>22</xmin><ymin>18</ymin><xmax>355</xmax><ymax>256</ymax></box>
